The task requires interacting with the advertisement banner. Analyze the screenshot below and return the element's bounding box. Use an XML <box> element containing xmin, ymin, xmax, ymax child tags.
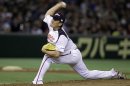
<box><xmin>76</xmin><ymin>36</ymin><xmax>130</xmax><ymax>59</ymax></box>
<box><xmin>0</xmin><ymin>34</ymin><xmax>130</xmax><ymax>59</ymax></box>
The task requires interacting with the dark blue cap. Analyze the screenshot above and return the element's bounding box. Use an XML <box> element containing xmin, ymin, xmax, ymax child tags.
<box><xmin>52</xmin><ymin>13</ymin><xmax>65</xmax><ymax>23</ymax></box>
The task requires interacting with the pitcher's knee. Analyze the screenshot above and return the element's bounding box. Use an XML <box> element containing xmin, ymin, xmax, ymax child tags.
<box><xmin>79</xmin><ymin>71</ymin><xmax>90</xmax><ymax>79</ymax></box>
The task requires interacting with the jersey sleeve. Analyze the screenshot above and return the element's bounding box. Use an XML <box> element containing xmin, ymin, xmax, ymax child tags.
<box><xmin>43</xmin><ymin>15</ymin><xmax>52</xmax><ymax>24</ymax></box>
<box><xmin>55</xmin><ymin>35</ymin><xmax>68</xmax><ymax>53</ymax></box>
<box><xmin>43</xmin><ymin>15</ymin><xmax>53</xmax><ymax>31</ymax></box>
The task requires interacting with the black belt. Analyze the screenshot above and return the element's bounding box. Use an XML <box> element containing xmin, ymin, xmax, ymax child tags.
<box><xmin>61</xmin><ymin>51</ymin><xmax>71</xmax><ymax>56</ymax></box>
<box><xmin>61</xmin><ymin>48</ymin><xmax>77</xmax><ymax>56</ymax></box>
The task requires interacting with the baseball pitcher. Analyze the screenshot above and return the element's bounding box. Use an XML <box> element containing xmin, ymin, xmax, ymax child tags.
<box><xmin>32</xmin><ymin>1</ymin><xmax>126</xmax><ymax>85</ymax></box>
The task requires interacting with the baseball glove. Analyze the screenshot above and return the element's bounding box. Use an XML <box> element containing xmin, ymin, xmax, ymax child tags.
<box><xmin>42</xmin><ymin>43</ymin><xmax>56</xmax><ymax>51</ymax></box>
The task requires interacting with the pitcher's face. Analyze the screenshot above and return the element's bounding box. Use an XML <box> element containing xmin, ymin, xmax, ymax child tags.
<box><xmin>50</xmin><ymin>19</ymin><xmax>62</xmax><ymax>28</ymax></box>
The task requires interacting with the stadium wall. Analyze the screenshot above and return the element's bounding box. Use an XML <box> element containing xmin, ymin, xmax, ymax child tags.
<box><xmin>0</xmin><ymin>34</ymin><xmax>130</xmax><ymax>59</ymax></box>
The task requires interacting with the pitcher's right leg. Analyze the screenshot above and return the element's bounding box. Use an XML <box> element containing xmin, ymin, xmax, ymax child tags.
<box><xmin>70</xmin><ymin>59</ymin><xmax>118</xmax><ymax>79</ymax></box>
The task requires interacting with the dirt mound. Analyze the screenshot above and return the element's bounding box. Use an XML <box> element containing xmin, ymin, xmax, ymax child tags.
<box><xmin>0</xmin><ymin>80</ymin><xmax>130</xmax><ymax>86</ymax></box>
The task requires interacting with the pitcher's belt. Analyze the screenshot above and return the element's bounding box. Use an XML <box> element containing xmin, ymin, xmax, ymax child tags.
<box><xmin>61</xmin><ymin>48</ymin><xmax>77</xmax><ymax>56</ymax></box>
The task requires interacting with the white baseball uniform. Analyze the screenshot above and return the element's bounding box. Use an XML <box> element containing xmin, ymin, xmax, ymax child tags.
<box><xmin>32</xmin><ymin>15</ymin><xmax>117</xmax><ymax>84</ymax></box>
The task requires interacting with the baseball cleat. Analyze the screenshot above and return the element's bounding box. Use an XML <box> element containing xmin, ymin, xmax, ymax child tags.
<box><xmin>116</xmin><ymin>71</ymin><xmax>127</xmax><ymax>79</ymax></box>
<box><xmin>32</xmin><ymin>80</ymin><xmax>43</xmax><ymax>85</ymax></box>
<box><xmin>111</xmin><ymin>68</ymin><xmax>127</xmax><ymax>79</ymax></box>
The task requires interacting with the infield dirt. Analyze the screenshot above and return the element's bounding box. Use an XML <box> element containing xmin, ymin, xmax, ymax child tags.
<box><xmin>0</xmin><ymin>79</ymin><xmax>130</xmax><ymax>86</ymax></box>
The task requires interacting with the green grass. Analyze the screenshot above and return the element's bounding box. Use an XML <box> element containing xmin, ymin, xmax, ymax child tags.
<box><xmin>0</xmin><ymin>72</ymin><xmax>35</xmax><ymax>83</ymax></box>
<box><xmin>0</xmin><ymin>58</ymin><xmax>130</xmax><ymax>84</ymax></box>
<box><xmin>83</xmin><ymin>59</ymin><xmax>130</xmax><ymax>72</ymax></box>
<box><xmin>0</xmin><ymin>72</ymin><xmax>82</xmax><ymax>84</ymax></box>
<box><xmin>0</xmin><ymin>58</ymin><xmax>130</xmax><ymax>72</ymax></box>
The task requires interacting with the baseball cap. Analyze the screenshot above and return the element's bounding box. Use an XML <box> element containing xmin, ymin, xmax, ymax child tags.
<box><xmin>52</xmin><ymin>13</ymin><xmax>65</xmax><ymax>23</ymax></box>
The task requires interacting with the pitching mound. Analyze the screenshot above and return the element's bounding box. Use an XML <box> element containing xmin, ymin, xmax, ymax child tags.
<box><xmin>1</xmin><ymin>79</ymin><xmax>130</xmax><ymax>86</ymax></box>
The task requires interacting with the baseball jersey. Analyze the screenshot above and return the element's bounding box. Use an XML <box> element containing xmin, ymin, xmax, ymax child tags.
<box><xmin>43</xmin><ymin>15</ymin><xmax>77</xmax><ymax>55</ymax></box>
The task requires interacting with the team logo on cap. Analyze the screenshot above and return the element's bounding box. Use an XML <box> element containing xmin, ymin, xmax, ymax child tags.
<box><xmin>55</xmin><ymin>13</ymin><xmax>60</xmax><ymax>16</ymax></box>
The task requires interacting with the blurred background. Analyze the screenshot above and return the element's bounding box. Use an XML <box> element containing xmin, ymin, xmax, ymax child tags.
<box><xmin>0</xmin><ymin>0</ymin><xmax>130</xmax><ymax>84</ymax></box>
<box><xmin>0</xmin><ymin>0</ymin><xmax>130</xmax><ymax>35</ymax></box>
<box><xmin>0</xmin><ymin>0</ymin><xmax>130</xmax><ymax>59</ymax></box>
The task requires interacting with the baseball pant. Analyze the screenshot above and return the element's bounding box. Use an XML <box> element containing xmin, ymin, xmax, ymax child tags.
<box><xmin>33</xmin><ymin>49</ymin><xmax>117</xmax><ymax>84</ymax></box>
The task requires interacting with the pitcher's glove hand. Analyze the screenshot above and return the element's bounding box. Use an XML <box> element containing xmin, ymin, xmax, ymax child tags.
<box><xmin>42</xmin><ymin>43</ymin><xmax>56</xmax><ymax>51</ymax></box>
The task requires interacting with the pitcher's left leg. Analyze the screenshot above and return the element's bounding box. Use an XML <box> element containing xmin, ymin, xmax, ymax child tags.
<box><xmin>70</xmin><ymin>59</ymin><xmax>117</xmax><ymax>79</ymax></box>
<box><xmin>32</xmin><ymin>55</ymin><xmax>52</xmax><ymax>84</ymax></box>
